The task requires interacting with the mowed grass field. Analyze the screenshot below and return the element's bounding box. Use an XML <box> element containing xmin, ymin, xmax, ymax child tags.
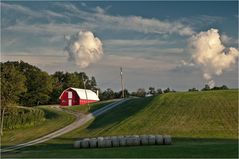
<box><xmin>2</xmin><ymin>90</ymin><xmax>238</xmax><ymax>158</ymax></box>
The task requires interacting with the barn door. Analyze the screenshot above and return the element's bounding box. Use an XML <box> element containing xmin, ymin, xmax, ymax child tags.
<box><xmin>68</xmin><ymin>99</ymin><xmax>72</xmax><ymax>106</ymax></box>
<box><xmin>68</xmin><ymin>91</ymin><xmax>72</xmax><ymax>106</ymax></box>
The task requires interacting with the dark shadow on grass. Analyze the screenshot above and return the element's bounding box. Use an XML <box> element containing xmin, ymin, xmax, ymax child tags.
<box><xmin>41</xmin><ymin>108</ymin><xmax>59</xmax><ymax>119</ymax></box>
<box><xmin>87</xmin><ymin>97</ymin><xmax>156</xmax><ymax>130</ymax></box>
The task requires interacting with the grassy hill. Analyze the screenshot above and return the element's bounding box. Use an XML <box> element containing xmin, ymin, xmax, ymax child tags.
<box><xmin>65</xmin><ymin>89</ymin><xmax>238</xmax><ymax>139</ymax></box>
<box><xmin>3</xmin><ymin>90</ymin><xmax>238</xmax><ymax>158</ymax></box>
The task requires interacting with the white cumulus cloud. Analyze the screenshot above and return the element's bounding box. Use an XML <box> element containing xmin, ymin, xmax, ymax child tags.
<box><xmin>65</xmin><ymin>31</ymin><xmax>103</xmax><ymax>68</ymax></box>
<box><xmin>190</xmin><ymin>28</ymin><xmax>239</xmax><ymax>87</ymax></box>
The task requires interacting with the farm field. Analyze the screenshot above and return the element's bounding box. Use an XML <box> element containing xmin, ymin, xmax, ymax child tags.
<box><xmin>1</xmin><ymin>100</ymin><xmax>117</xmax><ymax>148</ymax></box>
<box><xmin>1</xmin><ymin>106</ymin><xmax>75</xmax><ymax>147</ymax></box>
<box><xmin>2</xmin><ymin>90</ymin><xmax>238</xmax><ymax>158</ymax></box>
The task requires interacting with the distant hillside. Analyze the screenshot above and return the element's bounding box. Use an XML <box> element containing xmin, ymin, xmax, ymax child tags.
<box><xmin>67</xmin><ymin>90</ymin><xmax>238</xmax><ymax>139</ymax></box>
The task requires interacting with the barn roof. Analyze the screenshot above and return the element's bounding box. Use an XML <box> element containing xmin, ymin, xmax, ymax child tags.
<box><xmin>59</xmin><ymin>87</ymin><xmax>99</xmax><ymax>101</ymax></box>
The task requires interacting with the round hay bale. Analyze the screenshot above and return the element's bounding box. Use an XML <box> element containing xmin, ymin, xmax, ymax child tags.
<box><xmin>132</xmin><ymin>135</ymin><xmax>140</xmax><ymax>146</ymax></box>
<box><xmin>111</xmin><ymin>136</ymin><xmax>120</xmax><ymax>147</ymax></box>
<box><xmin>126</xmin><ymin>136</ymin><xmax>134</xmax><ymax>146</ymax></box>
<box><xmin>140</xmin><ymin>135</ymin><xmax>149</xmax><ymax>145</ymax></box>
<box><xmin>89</xmin><ymin>138</ymin><xmax>97</xmax><ymax>148</ymax></box>
<box><xmin>155</xmin><ymin>135</ymin><xmax>163</xmax><ymax>145</ymax></box>
<box><xmin>132</xmin><ymin>136</ymin><xmax>140</xmax><ymax>146</ymax></box>
<box><xmin>125</xmin><ymin>135</ymin><xmax>132</xmax><ymax>138</ymax></box>
<box><xmin>133</xmin><ymin>135</ymin><xmax>139</xmax><ymax>138</ymax></box>
<box><xmin>80</xmin><ymin>138</ymin><xmax>90</xmax><ymax>148</ymax></box>
<box><xmin>97</xmin><ymin>137</ymin><xmax>104</xmax><ymax>140</ymax></box>
<box><xmin>74</xmin><ymin>140</ymin><xmax>82</xmax><ymax>148</ymax></box>
<box><xmin>97</xmin><ymin>137</ymin><xmax>104</xmax><ymax>148</ymax></box>
<box><xmin>163</xmin><ymin>135</ymin><xmax>172</xmax><ymax>145</ymax></box>
<box><xmin>148</xmin><ymin>135</ymin><xmax>156</xmax><ymax>145</ymax></box>
<box><xmin>119</xmin><ymin>136</ymin><xmax>127</xmax><ymax>146</ymax></box>
<box><xmin>126</xmin><ymin>136</ymin><xmax>140</xmax><ymax>146</ymax></box>
<box><xmin>104</xmin><ymin>138</ymin><xmax>112</xmax><ymax>148</ymax></box>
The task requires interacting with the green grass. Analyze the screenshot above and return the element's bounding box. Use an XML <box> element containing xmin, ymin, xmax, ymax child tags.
<box><xmin>60</xmin><ymin>90</ymin><xmax>238</xmax><ymax>139</ymax></box>
<box><xmin>1</xmin><ymin>106</ymin><xmax>76</xmax><ymax>147</ymax></box>
<box><xmin>2</xmin><ymin>138</ymin><xmax>238</xmax><ymax>158</ymax></box>
<box><xmin>61</xmin><ymin>99</ymin><xmax>117</xmax><ymax>114</ymax></box>
<box><xmin>2</xmin><ymin>90</ymin><xmax>238</xmax><ymax>158</ymax></box>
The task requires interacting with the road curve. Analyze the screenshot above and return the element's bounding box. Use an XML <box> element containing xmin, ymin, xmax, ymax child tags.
<box><xmin>1</xmin><ymin>98</ymin><xmax>129</xmax><ymax>152</ymax></box>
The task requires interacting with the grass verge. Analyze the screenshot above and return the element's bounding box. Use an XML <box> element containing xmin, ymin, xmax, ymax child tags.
<box><xmin>61</xmin><ymin>99</ymin><xmax>117</xmax><ymax>114</ymax></box>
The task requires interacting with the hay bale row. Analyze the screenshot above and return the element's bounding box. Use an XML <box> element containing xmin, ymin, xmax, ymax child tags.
<box><xmin>74</xmin><ymin>135</ymin><xmax>171</xmax><ymax>148</ymax></box>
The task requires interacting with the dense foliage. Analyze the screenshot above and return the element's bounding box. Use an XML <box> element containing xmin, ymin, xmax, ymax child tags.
<box><xmin>0</xmin><ymin>63</ymin><xmax>27</xmax><ymax>107</ymax></box>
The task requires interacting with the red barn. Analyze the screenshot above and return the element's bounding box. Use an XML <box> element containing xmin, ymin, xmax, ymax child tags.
<box><xmin>59</xmin><ymin>87</ymin><xmax>100</xmax><ymax>106</ymax></box>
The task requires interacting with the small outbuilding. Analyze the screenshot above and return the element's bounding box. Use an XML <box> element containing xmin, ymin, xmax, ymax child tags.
<box><xmin>59</xmin><ymin>87</ymin><xmax>100</xmax><ymax>106</ymax></box>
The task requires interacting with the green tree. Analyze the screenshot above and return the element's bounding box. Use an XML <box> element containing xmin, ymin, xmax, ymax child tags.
<box><xmin>1</xmin><ymin>63</ymin><xmax>27</xmax><ymax>106</ymax></box>
<box><xmin>20</xmin><ymin>71</ymin><xmax>53</xmax><ymax>106</ymax></box>
<box><xmin>11</xmin><ymin>61</ymin><xmax>54</xmax><ymax>106</ymax></box>
<box><xmin>49</xmin><ymin>73</ymin><xmax>64</xmax><ymax>104</ymax></box>
<box><xmin>136</xmin><ymin>88</ymin><xmax>146</xmax><ymax>97</ymax></box>
<box><xmin>117</xmin><ymin>89</ymin><xmax>130</xmax><ymax>98</ymax></box>
<box><xmin>163</xmin><ymin>88</ymin><xmax>171</xmax><ymax>93</ymax></box>
<box><xmin>201</xmin><ymin>84</ymin><xmax>210</xmax><ymax>91</ymax></box>
<box><xmin>156</xmin><ymin>88</ymin><xmax>163</xmax><ymax>95</ymax></box>
<box><xmin>148</xmin><ymin>87</ymin><xmax>156</xmax><ymax>96</ymax></box>
<box><xmin>100</xmin><ymin>88</ymin><xmax>115</xmax><ymax>100</ymax></box>
<box><xmin>0</xmin><ymin>63</ymin><xmax>27</xmax><ymax>135</ymax></box>
<box><xmin>188</xmin><ymin>88</ymin><xmax>198</xmax><ymax>92</ymax></box>
<box><xmin>90</xmin><ymin>76</ymin><xmax>97</xmax><ymax>91</ymax></box>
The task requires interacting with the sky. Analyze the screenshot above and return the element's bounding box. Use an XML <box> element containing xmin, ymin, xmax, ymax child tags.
<box><xmin>1</xmin><ymin>1</ymin><xmax>238</xmax><ymax>92</ymax></box>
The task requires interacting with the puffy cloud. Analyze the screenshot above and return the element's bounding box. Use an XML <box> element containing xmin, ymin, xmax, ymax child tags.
<box><xmin>190</xmin><ymin>28</ymin><xmax>239</xmax><ymax>87</ymax></box>
<box><xmin>65</xmin><ymin>31</ymin><xmax>103</xmax><ymax>68</ymax></box>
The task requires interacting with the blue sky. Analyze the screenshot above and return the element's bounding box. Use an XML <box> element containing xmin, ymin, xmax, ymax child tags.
<box><xmin>1</xmin><ymin>1</ymin><xmax>238</xmax><ymax>91</ymax></box>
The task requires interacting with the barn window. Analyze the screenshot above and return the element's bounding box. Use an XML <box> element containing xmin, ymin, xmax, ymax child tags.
<box><xmin>68</xmin><ymin>91</ymin><xmax>72</xmax><ymax>98</ymax></box>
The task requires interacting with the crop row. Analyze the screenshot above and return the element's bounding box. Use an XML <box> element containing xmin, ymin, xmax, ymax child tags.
<box><xmin>3</xmin><ymin>107</ymin><xmax>45</xmax><ymax>130</ymax></box>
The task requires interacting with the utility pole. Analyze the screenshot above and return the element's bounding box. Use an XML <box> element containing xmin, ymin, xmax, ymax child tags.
<box><xmin>82</xmin><ymin>74</ymin><xmax>90</xmax><ymax>110</ymax></box>
<box><xmin>120</xmin><ymin>67</ymin><xmax>125</xmax><ymax>98</ymax></box>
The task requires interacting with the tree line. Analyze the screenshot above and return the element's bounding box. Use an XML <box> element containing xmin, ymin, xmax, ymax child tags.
<box><xmin>1</xmin><ymin>61</ymin><xmax>230</xmax><ymax>108</ymax></box>
<box><xmin>1</xmin><ymin>61</ymin><xmax>98</xmax><ymax>108</ymax></box>
<box><xmin>188</xmin><ymin>84</ymin><xmax>229</xmax><ymax>92</ymax></box>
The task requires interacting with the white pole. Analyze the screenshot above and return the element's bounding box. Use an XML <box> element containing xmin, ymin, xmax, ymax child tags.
<box><xmin>82</xmin><ymin>74</ymin><xmax>90</xmax><ymax>110</ymax></box>
<box><xmin>120</xmin><ymin>67</ymin><xmax>125</xmax><ymax>98</ymax></box>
